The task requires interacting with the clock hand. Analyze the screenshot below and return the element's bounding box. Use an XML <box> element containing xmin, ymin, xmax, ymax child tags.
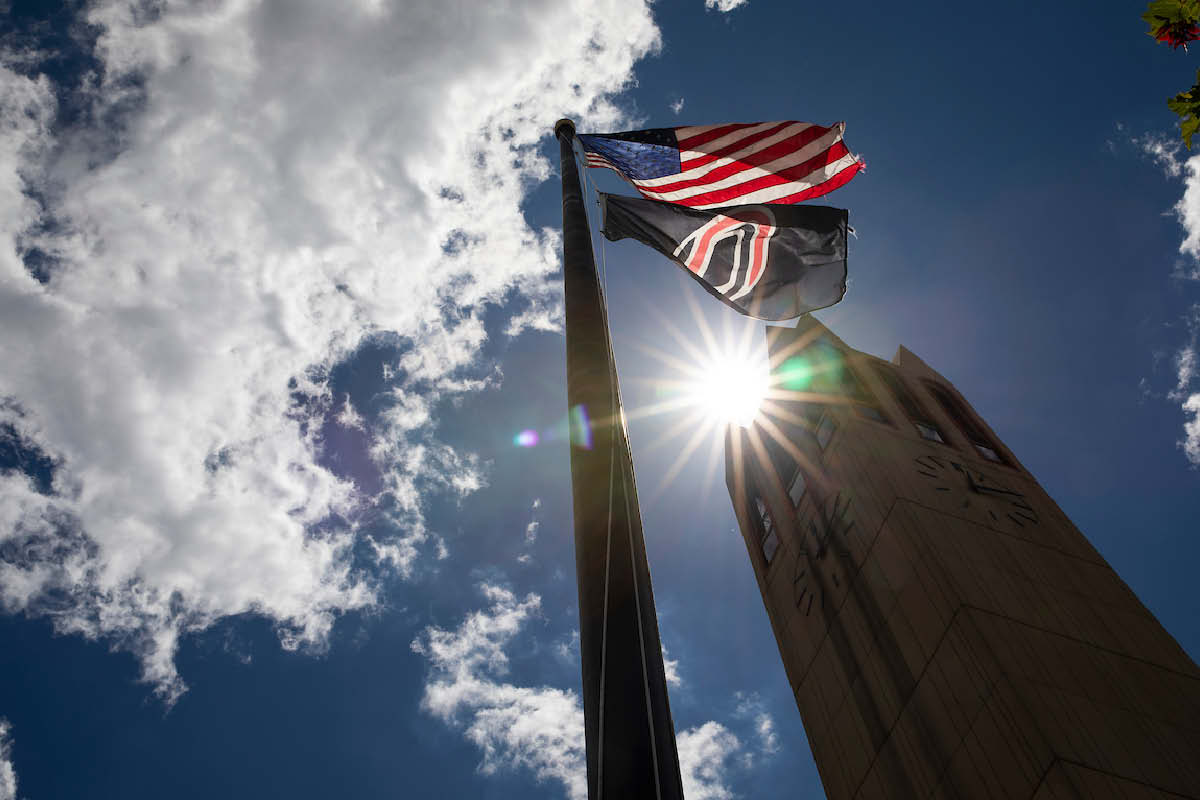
<box><xmin>952</xmin><ymin>462</ymin><xmax>983</xmax><ymax>493</ymax></box>
<box><xmin>973</xmin><ymin>485</ymin><xmax>1024</xmax><ymax>497</ymax></box>
<box><xmin>952</xmin><ymin>462</ymin><xmax>1022</xmax><ymax>497</ymax></box>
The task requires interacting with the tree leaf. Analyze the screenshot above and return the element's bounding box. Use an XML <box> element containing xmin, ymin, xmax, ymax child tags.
<box><xmin>1168</xmin><ymin>70</ymin><xmax>1200</xmax><ymax>149</ymax></box>
<box><xmin>1144</xmin><ymin>0</ymin><xmax>1200</xmax><ymax>47</ymax></box>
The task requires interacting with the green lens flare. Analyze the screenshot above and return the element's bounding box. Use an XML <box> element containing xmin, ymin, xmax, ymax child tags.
<box><xmin>778</xmin><ymin>356</ymin><xmax>814</xmax><ymax>390</ymax></box>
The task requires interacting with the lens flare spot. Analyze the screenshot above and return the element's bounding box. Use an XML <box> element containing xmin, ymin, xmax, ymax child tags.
<box><xmin>569</xmin><ymin>405</ymin><xmax>593</xmax><ymax>449</ymax></box>
<box><xmin>514</xmin><ymin>429</ymin><xmax>539</xmax><ymax>448</ymax></box>
<box><xmin>778</xmin><ymin>356</ymin><xmax>814</xmax><ymax>390</ymax></box>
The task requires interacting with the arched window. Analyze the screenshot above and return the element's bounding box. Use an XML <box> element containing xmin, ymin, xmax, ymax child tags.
<box><xmin>924</xmin><ymin>381</ymin><xmax>1006</xmax><ymax>464</ymax></box>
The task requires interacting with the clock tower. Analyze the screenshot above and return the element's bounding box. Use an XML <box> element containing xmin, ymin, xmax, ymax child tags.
<box><xmin>725</xmin><ymin>317</ymin><xmax>1200</xmax><ymax>799</ymax></box>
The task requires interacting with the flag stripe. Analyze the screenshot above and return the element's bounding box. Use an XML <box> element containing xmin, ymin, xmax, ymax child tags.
<box><xmin>758</xmin><ymin>158</ymin><xmax>864</xmax><ymax>205</ymax></box>
<box><xmin>691</xmin><ymin>153</ymin><xmax>863</xmax><ymax>207</ymax></box>
<box><xmin>585</xmin><ymin>154</ymin><xmax>623</xmax><ymax>174</ymax></box>
<box><xmin>579</xmin><ymin>120</ymin><xmax>862</xmax><ymax>207</ymax></box>
<box><xmin>638</xmin><ymin>122</ymin><xmax>817</xmax><ymax>189</ymax></box>
<box><xmin>682</xmin><ymin>121</ymin><xmax>785</xmax><ymax>154</ymax></box>
<box><xmin>679</xmin><ymin>121</ymin><xmax>804</xmax><ymax>172</ymax></box>
<box><xmin>672</xmin><ymin>123</ymin><xmax>732</xmax><ymax>144</ymax></box>
<box><xmin>634</xmin><ymin>129</ymin><xmax>845</xmax><ymax>201</ymax></box>
<box><xmin>652</xmin><ymin>143</ymin><xmax>851</xmax><ymax>208</ymax></box>
<box><xmin>641</xmin><ymin>125</ymin><xmax>838</xmax><ymax>195</ymax></box>
<box><xmin>676</xmin><ymin>122</ymin><xmax>763</xmax><ymax>150</ymax></box>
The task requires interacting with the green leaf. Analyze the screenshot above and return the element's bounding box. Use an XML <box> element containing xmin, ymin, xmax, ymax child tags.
<box><xmin>1144</xmin><ymin>0</ymin><xmax>1200</xmax><ymax>38</ymax></box>
<box><xmin>1182</xmin><ymin>116</ymin><xmax>1200</xmax><ymax>149</ymax></box>
<box><xmin>1168</xmin><ymin>70</ymin><xmax>1200</xmax><ymax>149</ymax></box>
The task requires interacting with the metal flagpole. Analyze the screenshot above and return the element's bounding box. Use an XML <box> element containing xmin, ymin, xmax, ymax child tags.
<box><xmin>554</xmin><ymin>118</ymin><xmax>685</xmax><ymax>800</ymax></box>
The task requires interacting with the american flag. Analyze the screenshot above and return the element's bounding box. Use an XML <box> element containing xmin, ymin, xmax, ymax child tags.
<box><xmin>577</xmin><ymin>121</ymin><xmax>862</xmax><ymax>208</ymax></box>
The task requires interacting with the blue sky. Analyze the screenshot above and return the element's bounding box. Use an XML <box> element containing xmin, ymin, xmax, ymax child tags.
<box><xmin>1</xmin><ymin>1</ymin><xmax>1199</xmax><ymax>799</ymax></box>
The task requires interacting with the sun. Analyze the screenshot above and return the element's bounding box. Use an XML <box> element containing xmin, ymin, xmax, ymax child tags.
<box><xmin>680</xmin><ymin>350</ymin><xmax>770</xmax><ymax>428</ymax></box>
<box><xmin>616</xmin><ymin>291</ymin><xmax>774</xmax><ymax>500</ymax></box>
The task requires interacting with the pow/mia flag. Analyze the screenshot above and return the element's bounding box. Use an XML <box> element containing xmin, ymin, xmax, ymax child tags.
<box><xmin>599</xmin><ymin>193</ymin><xmax>848</xmax><ymax>321</ymax></box>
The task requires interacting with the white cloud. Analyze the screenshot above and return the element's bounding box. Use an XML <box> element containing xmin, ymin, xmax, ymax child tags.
<box><xmin>1169</xmin><ymin>307</ymin><xmax>1200</xmax><ymax>463</ymax></box>
<box><xmin>335</xmin><ymin>395</ymin><xmax>365</xmax><ymax>431</ymax></box>
<box><xmin>670</xmin><ymin>97</ymin><xmax>685</xmax><ymax>115</ymax></box>
<box><xmin>1143</xmin><ymin>131</ymin><xmax>1200</xmax><ymax>462</ymax></box>
<box><xmin>1173</xmin><ymin>345</ymin><xmax>1198</xmax><ymax>399</ymax></box>
<box><xmin>705</xmin><ymin>0</ymin><xmax>749</xmax><ymax>12</ymax></box>
<box><xmin>1175</xmin><ymin>154</ymin><xmax>1200</xmax><ymax>270</ymax></box>
<box><xmin>754</xmin><ymin>712</ymin><xmax>779</xmax><ymax>755</ymax></box>
<box><xmin>554</xmin><ymin>628</ymin><xmax>580</xmax><ymax>663</ymax></box>
<box><xmin>662</xmin><ymin>644</ymin><xmax>682</xmax><ymax>687</ymax></box>
<box><xmin>1183</xmin><ymin>393</ymin><xmax>1200</xmax><ymax>464</ymax></box>
<box><xmin>733</xmin><ymin>691</ymin><xmax>779</xmax><ymax>758</ymax></box>
<box><xmin>412</xmin><ymin>584</ymin><xmax>588</xmax><ymax>800</ymax></box>
<box><xmin>677</xmin><ymin>721</ymin><xmax>743</xmax><ymax>800</ymax></box>
<box><xmin>0</xmin><ymin>718</ymin><xmax>15</xmax><ymax>800</ymax></box>
<box><xmin>520</xmin><ymin>497</ymin><xmax>542</xmax><ymax>563</ymax></box>
<box><xmin>1137</xmin><ymin>132</ymin><xmax>1185</xmax><ymax>178</ymax></box>
<box><xmin>0</xmin><ymin>0</ymin><xmax>661</xmax><ymax>703</ymax></box>
<box><xmin>414</xmin><ymin>585</ymin><xmax>745</xmax><ymax>800</ymax></box>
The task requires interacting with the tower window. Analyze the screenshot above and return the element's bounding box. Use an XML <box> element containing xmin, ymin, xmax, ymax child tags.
<box><xmin>787</xmin><ymin>467</ymin><xmax>807</xmax><ymax>508</ymax></box>
<box><xmin>973</xmin><ymin>443</ymin><xmax>1002</xmax><ymax>462</ymax></box>
<box><xmin>873</xmin><ymin>363</ymin><xmax>947</xmax><ymax>444</ymax></box>
<box><xmin>753</xmin><ymin>494</ymin><xmax>779</xmax><ymax>564</ymax></box>
<box><xmin>924</xmin><ymin>381</ymin><xmax>1007</xmax><ymax>464</ymax></box>
<box><xmin>914</xmin><ymin>421</ymin><xmax>945</xmax><ymax>443</ymax></box>
<box><xmin>815</xmin><ymin>412</ymin><xmax>836</xmax><ymax>450</ymax></box>
<box><xmin>855</xmin><ymin>404</ymin><xmax>887</xmax><ymax>424</ymax></box>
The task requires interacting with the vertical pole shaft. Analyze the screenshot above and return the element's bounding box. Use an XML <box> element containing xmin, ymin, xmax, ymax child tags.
<box><xmin>555</xmin><ymin>118</ymin><xmax>684</xmax><ymax>800</ymax></box>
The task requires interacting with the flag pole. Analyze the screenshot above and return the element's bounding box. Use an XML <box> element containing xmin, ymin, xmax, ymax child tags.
<box><xmin>555</xmin><ymin>118</ymin><xmax>685</xmax><ymax>800</ymax></box>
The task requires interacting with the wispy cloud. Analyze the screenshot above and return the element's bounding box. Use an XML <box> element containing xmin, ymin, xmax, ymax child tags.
<box><xmin>1132</xmin><ymin>127</ymin><xmax>1200</xmax><ymax>462</ymax></box>
<box><xmin>0</xmin><ymin>718</ymin><xmax>16</xmax><ymax>800</ymax></box>
<box><xmin>335</xmin><ymin>395</ymin><xmax>366</xmax><ymax>432</ymax></box>
<box><xmin>705</xmin><ymin>0</ymin><xmax>749</xmax><ymax>12</ymax></box>
<box><xmin>670</xmin><ymin>97</ymin><xmax>685</xmax><ymax>115</ymax></box>
<box><xmin>525</xmin><ymin>515</ymin><xmax>541</xmax><ymax>545</ymax></box>
<box><xmin>1136</xmin><ymin>132</ymin><xmax>1185</xmax><ymax>178</ymax></box>
<box><xmin>555</xmin><ymin>629</ymin><xmax>581</xmax><ymax>663</ymax></box>
<box><xmin>662</xmin><ymin>644</ymin><xmax>682</xmax><ymax>687</ymax></box>
<box><xmin>1169</xmin><ymin>306</ymin><xmax>1200</xmax><ymax>464</ymax></box>
<box><xmin>1165</xmin><ymin>152</ymin><xmax>1200</xmax><ymax>462</ymax></box>
<box><xmin>517</xmin><ymin>497</ymin><xmax>543</xmax><ymax>565</ymax></box>
<box><xmin>1182</xmin><ymin>393</ymin><xmax>1200</xmax><ymax>464</ymax></box>
<box><xmin>412</xmin><ymin>584</ymin><xmax>588</xmax><ymax>800</ymax></box>
<box><xmin>1173</xmin><ymin>344</ymin><xmax>1198</xmax><ymax>397</ymax></box>
<box><xmin>677</xmin><ymin>721</ymin><xmax>743</xmax><ymax>800</ymax></box>
<box><xmin>0</xmin><ymin>0</ymin><xmax>661</xmax><ymax>703</ymax></box>
<box><xmin>733</xmin><ymin>691</ymin><xmax>780</xmax><ymax>758</ymax></box>
<box><xmin>413</xmin><ymin>583</ymin><xmax>750</xmax><ymax>799</ymax></box>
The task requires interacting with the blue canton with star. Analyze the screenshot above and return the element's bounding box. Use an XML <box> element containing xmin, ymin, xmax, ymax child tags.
<box><xmin>578</xmin><ymin>129</ymin><xmax>682</xmax><ymax>181</ymax></box>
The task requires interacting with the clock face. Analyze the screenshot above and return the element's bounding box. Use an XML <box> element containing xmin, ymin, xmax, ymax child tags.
<box><xmin>791</xmin><ymin>491</ymin><xmax>856</xmax><ymax>619</ymax></box>
<box><xmin>791</xmin><ymin>548</ymin><xmax>822</xmax><ymax>618</ymax></box>
<box><xmin>913</xmin><ymin>454</ymin><xmax>1038</xmax><ymax>529</ymax></box>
